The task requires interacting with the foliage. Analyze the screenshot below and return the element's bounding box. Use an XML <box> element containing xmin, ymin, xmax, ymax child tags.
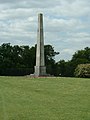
<box><xmin>74</xmin><ymin>64</ymin><xmax>90</xmax><ymax>78</ymax></box>
<box><xmin>56</xmin><ymin>60</ymin><xmax>76</xmax><ymax>77</ymax></box>
<box><xmin>72</xmin><ymin>47</ymin><xmax>90</xmax><ymax>62</ymax></box>
<box><xmin>0</xmin><ymin>43</ymin><xmax>90</xmax><ymax>76</ymax></box>
<box><xmin>0</xmin><ymin>43</ymin><xmax>59</xmax><ymax>76</ymax></box>
<box><xmin>57</xmin><ymin>47</ymin><xmax>90</xmax><ymax>77</ymax></box>
<box><xmin>44</xmin><ymin>45</ymin><xmax>59</xmax><ymax>75</ymax></box>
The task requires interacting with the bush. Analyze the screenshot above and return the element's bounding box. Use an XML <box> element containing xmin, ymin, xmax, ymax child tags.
<box><xmin>74</xmin><ymin>64</ymin><xmax>90</xmax><ymax>78</ymax></box>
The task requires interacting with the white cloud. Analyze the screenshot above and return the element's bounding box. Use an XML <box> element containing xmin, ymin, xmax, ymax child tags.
<box><xmin>51</xmin><ymin>0</ymin><xmax>90</xmax><ymax>17</ymax></box>
<box><xmin>0</xmin><ymin>0</ymin><xmax>90</xmax><ymax>61</ymax></box>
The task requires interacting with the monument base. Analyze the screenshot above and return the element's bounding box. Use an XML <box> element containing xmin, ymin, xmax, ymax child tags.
<box><xmin>30</xmin><ymin>66</ymin><xmax>51</xmax><ymax>77</ymax></box>
<box><xmin>30</xmin><ymin>66</ymin><xmax>53</xmax><ymax>77</ymax></box>
<box><xmin>34</xmin><ymin>66</ymin><xmax>47</xmax><ymax>77</ymax></box>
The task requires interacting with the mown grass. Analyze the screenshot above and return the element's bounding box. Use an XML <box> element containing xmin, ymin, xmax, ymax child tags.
<box><xmin>0</xmin><ymin>76</ymin><xmax>90</xmax><ymax>120</ymax></box>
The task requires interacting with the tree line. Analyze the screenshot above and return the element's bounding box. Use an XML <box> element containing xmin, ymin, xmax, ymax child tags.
<box><xmin>0</xmin><ymin>43</ymin><xmax>90</xmax><ymax>76</ymax></box>
<box><xmin>56</xmin><ymin>47</ymin><xmax>90</xmax><ymax>77</ymax></box>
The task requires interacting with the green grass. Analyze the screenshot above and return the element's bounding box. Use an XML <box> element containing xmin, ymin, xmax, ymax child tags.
<box><xmin>0</xmin><ymin>76</ymin><xmax>90</xmax><ymax>120</ymax></box>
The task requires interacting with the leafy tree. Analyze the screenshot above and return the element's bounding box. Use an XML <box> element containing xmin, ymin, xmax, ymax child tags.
<box><xmin>72</xmin><ymin>47</ymin><xmax>90</xmax><ymax>63</ymax></box>
<box><xmin>57</xmin><ymin>47</ymin><xmax>90</xmax><ymax>77</ymax></box>
<box><xmin>56</xmin><ymin>60</ymin><xmax>74</xmax><ymax>77</ymax></box>
<box><xmin>70</xmin><ymin>47</ymin><xmax>90</xmax><ymax>76</ymax></box>
<box><xmin>0</xmin><ymin>43</ymin><xmax>14</xmax><ymax>68</ymax></box>
<box><xmin>56</xmin><ymin>60</ymin><xmax>66</xmax><ymax>76</ymax></box>
<box><xmin>0</xmin><ymin>43</ymin><xmax>59</xmax><ymax>76</ymax></box>
<box><xmin>1</xmin><ymin>42</ymin><xmax>89</xmax><ymax>77</ymax></box>
<box><xmin>44</xmin><ymin>45</ymin><xmax>59</xmax><ymax>75</ymax></box>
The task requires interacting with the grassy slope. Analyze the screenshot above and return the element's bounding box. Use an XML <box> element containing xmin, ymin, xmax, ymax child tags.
<box><xmin>0</xmin><ymin>76</ymin><xmax>90</xmax><ymax>120</ymax></box>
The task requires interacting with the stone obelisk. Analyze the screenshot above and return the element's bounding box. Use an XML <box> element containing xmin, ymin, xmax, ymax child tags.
<box><xmin>34</xmin><ymin>13</ymin><xmax>46</xmax><ymax>77</ymax></box>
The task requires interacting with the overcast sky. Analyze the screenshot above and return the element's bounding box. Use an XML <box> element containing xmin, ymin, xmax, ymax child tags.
<box><xmin>0</xmin><ymin>0</ymin><xmax>90</xmax><ymax>61</ymax></box>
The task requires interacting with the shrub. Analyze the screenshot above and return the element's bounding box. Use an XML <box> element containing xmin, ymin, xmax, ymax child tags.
<box><xmin>74</xmin><ymin>64</ymin><xmax>90</xmax><ymax>78</ymax></box>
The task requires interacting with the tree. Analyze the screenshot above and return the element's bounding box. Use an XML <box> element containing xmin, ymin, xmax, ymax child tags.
<box><xmin>72</xmin><ymin>47</ymin><xmax>90</xmax><ymax>63</ymax></box>
<box><xmin>0</xmin><ymin>43</ymin><xmax>59</xmax><ymax>76</ymax></box>
<box><xmin>71</xmin><ymin>47</ymin><xmax>90</xmax><ymax>76</ymax></box>
<box><xmin>0</xmin><ymin>43</ymin><xmax>14</xmax><ymax>68</ymax></box>
<box><xmin>57</xmin><ymin>47</ymin><xmax>90</xmax><ymax>77</ymax></box>
<box><xmin>44</xmin><ymin>45</ymin><xmax>59</xmax><ymax>75</ymax></box>
<box><xmin>56</xmin><ymin>60</ymin><xmax>66</xmax><ymax>76</ymax></box>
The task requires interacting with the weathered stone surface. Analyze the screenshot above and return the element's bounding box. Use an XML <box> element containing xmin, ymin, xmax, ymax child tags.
<box><xmin>34</xmin><ymin>13</ymin><xmax>47</xmax><ymax>77</ymax></box>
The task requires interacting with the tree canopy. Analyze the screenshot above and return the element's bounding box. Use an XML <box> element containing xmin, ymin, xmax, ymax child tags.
<box><xmin>0</xmin><ymin>43</ymin><xmax>90</xmax><ymax>77</ymax></box>
<box><xmin>57</xmin><ymin>47</ymin><xmax>90</xmax><ymax>77</ymax></box>
<box><xmin>0</xmin><ymin>43</ymin><xmax>59</xmax><ymax>76</ymax></box>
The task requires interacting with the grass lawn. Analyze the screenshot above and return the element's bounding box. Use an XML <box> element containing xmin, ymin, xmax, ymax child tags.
<box><xmin>0</xmin><ymin>76</ymin><xmax>90</xmax><ymax>120</ymax></box>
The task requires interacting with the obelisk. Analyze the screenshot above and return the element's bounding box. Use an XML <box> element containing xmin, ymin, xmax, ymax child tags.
<box><xmin>34</xmin><ymin>13</ymin><xmax>46</xmax><ymax>77</ymax></box>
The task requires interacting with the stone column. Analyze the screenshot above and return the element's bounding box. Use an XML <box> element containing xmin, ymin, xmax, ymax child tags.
<box><xmin>34</xmin><ymin>13</ymin><xmax>46</xmax><ymax>77</ymax></box>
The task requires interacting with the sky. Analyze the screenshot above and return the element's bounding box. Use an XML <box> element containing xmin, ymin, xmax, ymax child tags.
<box><xmin>0</xmin><ymin>0</ymin><xmax>90</xmax><ymax>61</ymax></box>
